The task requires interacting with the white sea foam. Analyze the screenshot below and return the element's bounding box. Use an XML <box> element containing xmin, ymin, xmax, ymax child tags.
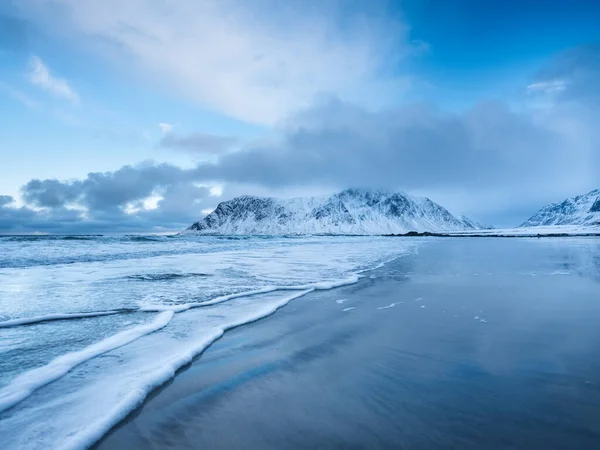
<box><xmin>140</xmin><ymin>275</ymin><xmax>361</xmax><ymax>312</ymax></box>
<box><xmin>54</xmin><ymin>290</ymin><xmax>314</xmax><ymax>450</ymax></box>
<box><xmin>336</xmin><ymin>299</ymin><xmax>348</xmax><ymax>304</ymax></box>
<box><xmin>0</xmin><ymin>289</ymin><xmax>321</xmax><ymax>450</ymax></box>
<box><xmin>0</xmin><ymin>311</ymin><xmax>120</xmax><ymax>329</ymax></box>
<box><xmin>377</xmin><ymin>302</ymin><xmax>400</xmax><ymax>310</ymax></box>
<box><xmin>0</xmin><ymin>311</ymin><xmax>173</xmax><ymax>414</ymax></box>
<box><xmin>343</xmin><ymin>307</ymin><xmax>356</xmax><ymax>312</ymax></box>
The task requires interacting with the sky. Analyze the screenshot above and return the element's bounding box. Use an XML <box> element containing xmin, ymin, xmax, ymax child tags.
<box><xmin>0</xmin><ymin>0</ymin><xmax>599</xmax><ymax>233</ymax></box>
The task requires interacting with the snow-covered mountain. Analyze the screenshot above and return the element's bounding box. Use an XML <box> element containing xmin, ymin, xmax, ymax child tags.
<box><xmin>520</xmin><ymin>188</ymin><xmax>600</xmax><ymax>227</ymax></box>
<box><xmin>186</xmin><ymin>189</ymin><xmax>484</xmax><ymax>235</ymax></box>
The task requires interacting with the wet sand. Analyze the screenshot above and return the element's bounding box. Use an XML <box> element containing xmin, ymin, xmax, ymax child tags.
<box><xmin>96</xmin><ymin>238</ymin><xmax>600</xmax><ymax>450</ymax></box>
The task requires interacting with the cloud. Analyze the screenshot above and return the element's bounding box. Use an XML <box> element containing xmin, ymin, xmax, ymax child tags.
<box><xmin>18</xmin><ymin>0</ymin><xmax>411</xmax><ymax>124</ymax></box>
<box><xmin>2</xmin><ymin>45</ymin><xmax>599</xmax><ymax>231</ymax></box>
<box><xmin>2</xmin><ymin>162</ymin><xmax>213</xmax><ymax>232</ymax></box>
<box><xmin>0</xmin><ymin>82</ymin><xmax>42</xmax><ymax>110</ymax></box>
<box><xmin>158</xmin><ymin>123</ymin><xmax>174</xmax><ymax>134</ymax></box>
<box><xmin>0</xmin><ymin>196</ymin><xmax>15</xmax><ymax>207</ymax></box>
<box><xmin>21</xmin><ymin>163</ymin><xmax>188</xmax><ymax>212</ymax></box>
<box><xmin>28</xmin><ymin>55</ymin><xmax>79</xmax><ymax>104</ymax></box>
<box><xmin>159</xmin><ymin>132</ymin><xmax>239</xmax><ymax>155</ymax></box>
<box><xmin>527</xmin><ymin>79</ymin><xmax>566</xmax><ymax>95</ymax></box>
<box><xmin>21</xmin><ymin>179</ymin><xmax>80</xmax><ymax>208</ymax></box>
<box><xmin>533</xmin><ymin>44</ymin><xmax>600</xmax><ymax>104</ymax></box>
<box><xmin>189</xmin><ymin>98</ymin><xmax>568</xmax><ymax>193</ymax></box>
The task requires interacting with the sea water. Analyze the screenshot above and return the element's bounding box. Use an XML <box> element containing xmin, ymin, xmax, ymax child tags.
<box><xmin>0</xmin><ymin>234</ymin><xmax>418</xmax><ymax>449</ymax></box>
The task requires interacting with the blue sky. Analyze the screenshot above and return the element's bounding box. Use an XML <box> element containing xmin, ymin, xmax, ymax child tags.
<box><xmin>1</xmin><ymin>0</ymin><xmax>599</xmax><ymax>232</ymax></box>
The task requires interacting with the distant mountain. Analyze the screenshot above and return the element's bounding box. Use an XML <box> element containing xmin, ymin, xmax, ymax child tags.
<box><xmin>186</xmin><ymin>189</ymin><xmax>484</xmax><ymax>235</ymax></box>
<box><xmin>520</xmin><ymin>189</ymin><xmax>600</xmax><ymax>227</ymax></box>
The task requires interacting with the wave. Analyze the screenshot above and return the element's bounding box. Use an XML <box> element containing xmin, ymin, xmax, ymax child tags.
<box><xmin>1</xmin><ymin>235</ymin><xmax>102</xmax><ymax>242</ymax></box>
<box><xmin>125</xmin><ymin>273</ymin><xmax>211</xmax><ymax>281</ymax></box>
<box><xmin>139</xmin><ymin>275</ymin><xmax>360</xmax><ymax>312</ymax></box>
<box><xmin>0</xmin><ymin>311</ymin><xmax>121</xmax><ymax>329</ymax></box>
<box><xmin>123</xmin><ymin>235</ymin><xmax>169</xmax><ymax>242</ymax></box>
<box><xmin>0</xmin><ymin>311</ymin><xmax>174</xmax><ymax>414</ymax></box>
<box><xmin>0</xmin><ymin>276</ymin><xmax>353</xmax><ymax>329</ymax></box>
<box><xmin>59</xmin><ymin>236</ymin><xmax>99</xmax><ymax>241</ymax></box>
<box><xmin>57</xmin><ymin>289</ymin><xmax>314</xmax><ymax>450</ymax></box>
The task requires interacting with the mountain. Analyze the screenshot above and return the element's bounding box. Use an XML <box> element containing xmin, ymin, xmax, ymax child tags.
<box><xmin>520</xmin><ymin>188</ymin><xmax>600</xmax><ymax>227</ymax></box>
<box><xmin>186</xmin><ymin>189</ymin><xmax>484</xmax><ymax>235</ymax></box>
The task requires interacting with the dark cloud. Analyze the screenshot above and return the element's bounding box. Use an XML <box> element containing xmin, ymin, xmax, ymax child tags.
<box><xmin>22</xmin><ymin>162</ymin><xmax>188</xmax><ymax>211</ymax></box>
<box><xmin>159</xmin><ymin>132</ymin><xmax>239</xmax><ymax>155</ymax></box>
<box><xmin>2</xmin><ymin>162</ymin><xmax>214</xmax><ymax>233</ymax></box>
<box><xmin>22</xmin><ymin>179</ymin><xmax>80</xmax><ymax>208</ymax></box>
<box><xmin>194</xmin><ymin>98</ymin><xmax>567</xmax><ymax>192</ymax></box>
<box><xmin>0</xmin><ymin>195</ymin><xmax>14</xmax><ymax>207</ymax></box>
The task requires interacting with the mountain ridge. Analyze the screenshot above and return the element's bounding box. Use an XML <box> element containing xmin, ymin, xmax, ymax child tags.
<box><xmin>520</xmin><ymin>188</ymin><xmax>600</xmax><ymax>227</ymax></box>
<box><xmin>186</xmin><ymin>188</ymin><xmax>484</xmax><ymax>235</ymax></box>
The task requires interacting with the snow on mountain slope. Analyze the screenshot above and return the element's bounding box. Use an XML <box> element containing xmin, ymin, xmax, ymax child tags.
<box><xmin>459</xmin><ymin>215</ymin><xmax>493</xmax><ymax>230</ymax></box>
<box><xmin>520</xmin><ymin>189</ymin><xmax>600</xmax><ymax>227</ymax></box>
<box><xmin>186</xmin><ymin>189</ymin><xmax>483</xmax><ymax>235</ymax></box>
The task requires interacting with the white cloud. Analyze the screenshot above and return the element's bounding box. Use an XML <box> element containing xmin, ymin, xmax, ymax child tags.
<box><xmin>19</xmin><ymin>0</ymin><xmax>409</xmax><ymax>125</ymax></box>
<box><xmin>142</xmin><ymin>194</ymin><xmax>162</xmax><ymax>210</ymax></box>
<box><xmin>158</xmin><ymin>123</ymin><xmax>174</xmax><ymax>134</ymax></box>
<box><xmin>0</xmin><ymin>82</ymin><xmax>43</xmax><ymax>110</ymax></box>
<box><xmin>527</xmin><ymin>79</ymin><xmax>566</xmax><ymax>95</ymax></box>
<box><xmin>209</xmin><ymin>186</ymin><xmax>223</xmax><ymax>197</ymax></box>
<box><xmin>28</xmin><ymin>55</ymin><xmax>80</xmax><ymax>104</ymax></box>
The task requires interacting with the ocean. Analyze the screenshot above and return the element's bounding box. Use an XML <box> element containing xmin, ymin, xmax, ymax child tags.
<box><xmin>0</xmin><ymin>234</ymin><xmax>418</xmax><ymax>449</ymax></box>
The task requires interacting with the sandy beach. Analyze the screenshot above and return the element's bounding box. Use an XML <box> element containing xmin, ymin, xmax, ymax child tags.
<box><xmin>96</xmin><ymin>238</ymin><xmax>600</xmax><ymax>450</ymax></box>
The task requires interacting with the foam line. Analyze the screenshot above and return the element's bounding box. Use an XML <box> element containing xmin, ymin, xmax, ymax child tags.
<box><xmin>0</xmin><ymin>311</ymin><xmax>174</xmax><ymax>414</ymax></box>
<box><xmin>58</xmin><ymin>289</ymin><xmax>314</xmax><ymax>450</ymax></box>
<box><xmin>0</xmin><ymin>311</ymin><xmax>120</xmax><ymax>329</ymax></box>
<box><xmin>377</xmin><ymin>302</ymin><xmax>400</xmax><ymax>310</ymax></box>
<box><xmin>140</xmin><ymin>275</ymin><xmax>360</xmax><ymax>313</ymax></box>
